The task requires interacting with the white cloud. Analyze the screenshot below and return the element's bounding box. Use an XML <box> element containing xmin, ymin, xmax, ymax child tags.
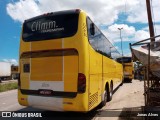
<box><xmin>6</xmin><ymin>0</ymin><xmax>153</xmax><ymax>45</ymax></box>
<box><xmin>152</xmin><ymin>25</ymin><xmax>160</xmax><ymax>36</ymax></box>
<box><xmin>6</xmin><ymin>0</ymin><xmax>41</xmax><ymax>22</ymax></box>
<box><xmin>6</xmin><ymin>0</ymin><xmax>159</xmax><ymax>30</ymax></box>
<box><xmin>108</xmin><ymin>24</ymin><xmax>135</xmax><ymax>36</ymax></box>
<box><xmin>134</xmin><ymin>30</ymin><xmax>150</xmax><ymax>41</ymax></box>
<box><xmin>2</xmin><ymin>59</ymin><xmax>18</xmax><ymax>65</ymax></box>
<box><xmin>127</xmin><ymin>0</ymin><xmax>160</xmax><ymax>23</ymax></box>
<box><xmin>102</xmin><ymin>24</ymin><xmax>149</xmax><ymax>43</ymax></box>
<box><xmin>142</xmin><ymin>25</ymin><xmax>160</xmax><ymax>41</ymax></box>
<box><xmin>6</xmin><ymin>0</ymin><xmax>139</xmax><ymax>24</ymax></box>
<box><xmin>127</xmin><ymin>1</ymin><xmax>147</xmax><ymax>23</ymax></box>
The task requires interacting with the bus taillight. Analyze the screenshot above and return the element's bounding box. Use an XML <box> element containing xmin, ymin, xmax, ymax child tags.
<box><xmin>78</xmin><ymin>73</ymin><xmax>86</xmax><ymax>93</ymax></box>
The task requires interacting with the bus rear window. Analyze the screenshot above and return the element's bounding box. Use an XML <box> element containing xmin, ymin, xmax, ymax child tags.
<box><xmin>117</xmin><ymin>57</ymin><xmax>132</xmax><ymax>63</ymax></box>
<box><xmin>22</xmin><ymin>12</ymin><xmax>79</xmax><ymax>42</ymax></box>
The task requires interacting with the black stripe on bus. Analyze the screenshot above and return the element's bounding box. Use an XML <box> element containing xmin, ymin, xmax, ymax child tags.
<box><xmin>20</xmin><ymin>89</ymin><xmax>77</xmax><ymax>98</ymax></box>
<box><xmin>20</xmin><ymin>49</ymin><xmax>78</xmax><ymax>58</ymax></box>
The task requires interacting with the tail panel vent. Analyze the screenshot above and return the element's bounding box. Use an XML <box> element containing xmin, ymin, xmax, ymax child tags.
<box><xmin>89</xmin><ymin>92</ymin><xmax>98</xmax><ymax>109</ymax></box>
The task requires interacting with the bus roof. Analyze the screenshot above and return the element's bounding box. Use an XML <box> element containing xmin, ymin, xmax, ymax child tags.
<box><xmin>24</xmin><ymin>9</ymin><xmax>81</xmax><ymax>23</ymax></box>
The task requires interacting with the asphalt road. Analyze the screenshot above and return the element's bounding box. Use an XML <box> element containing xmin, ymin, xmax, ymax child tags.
<box><xmin>0</xmin><ymin>90</ymin><xmax>25</xmax><ymax>112</ymax></box>
<box><xmin>0</xmin><ymin>79</ymin><xmax>145</xmax><ymax>120</ymax></box>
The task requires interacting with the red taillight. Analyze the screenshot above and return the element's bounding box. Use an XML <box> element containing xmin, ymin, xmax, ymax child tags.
<box><xmin>78</xmin><ymin>73</ymin><xmax>86</xmax><ymax>93</ymax></box>
<box><xmin>21</xmin><ymin>98</ymin><xmax>25</xmax><ymax>100</ymax></box>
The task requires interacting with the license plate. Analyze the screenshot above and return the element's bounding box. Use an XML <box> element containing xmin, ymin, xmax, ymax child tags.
<box><xmin>39</xmin><ymin>89</ymin><xmax>52</xmax><ymax>95</ymax></box>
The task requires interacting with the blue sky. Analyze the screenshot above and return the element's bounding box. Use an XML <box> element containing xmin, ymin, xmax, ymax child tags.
<box><xmin>1</xmin><ymin>0</ymin><xmax>160</xmax><ymax>65</ymax></box>
<box><xmin>0</xmin><ymin>0</ymin><xmax>21</xmax><ymax>64</ymax></box>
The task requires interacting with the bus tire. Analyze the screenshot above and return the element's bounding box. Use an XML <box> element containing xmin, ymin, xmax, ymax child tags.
<box><xmin>108</xmin><ymin>82</ymin><xmax>113</xmax><ymax>101</ymax></box>
<box><xmin>100</xmin><ymin>82</ymin><xmax>111</xmax><ymax>108</ymax></box>
<box><xmin>129</xmin><ymin>79</ymin><xmax>132</xmax><ymax>82</ymax></box>
<box><xmin>100</xmin><ymin>90</ymin><xmax>107</xmax><ymax>107</ymax></box>
<box><xmin>120</xmin><ymin>77</ymin><xmax>124</xmax><ymax>86</ymax></box>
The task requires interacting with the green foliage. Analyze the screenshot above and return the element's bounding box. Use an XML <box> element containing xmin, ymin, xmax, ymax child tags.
<box><xmin>0</xmin><ymin>82</ymin><xmax>18</xmax><ymax>92</ymax></box>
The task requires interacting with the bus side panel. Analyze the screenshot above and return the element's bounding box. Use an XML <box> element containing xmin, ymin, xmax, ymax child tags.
<box><xmin>116</xmin><ymin>62</ymin><xmax>123</xmax><ymax>82</ymax></box>
<box><xmin>89</xmin><ymin>46</ymin><xmax>102</xmax><ymax>110</ymax></box>
<box><xmin>103</xmin><ymin>57</ymin><xmax>123</xmax><ymax>94</ymax></box>
<box><xmin>102</xmin><ymin>57</ymin><xmax>112</xmax><ymax>93</ymax></box>
<box><xmin>103</xmin><ymin>56</ymin><xmax>115</xmax><ymax>82</ymax></box>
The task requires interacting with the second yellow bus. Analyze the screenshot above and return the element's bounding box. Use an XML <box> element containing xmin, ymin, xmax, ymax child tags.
<box><xmin>117</xmin><ymin>56</ymin><xmax>134</xmax><ymax>82</ymax></box>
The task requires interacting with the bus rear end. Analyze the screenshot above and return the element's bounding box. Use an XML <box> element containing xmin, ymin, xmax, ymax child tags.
<box><xmin>124</xmin><ymin>62</ymin><xmax>134</xmax><ymax>80</ymax></box>
<box><xmin>18</xmin><ymin>10</ymin><xmax>88</xmax><ymax>112</ymax></box>
<box><xmin>117</xmin><ymin>57</ymin><xmax>134</xmax><ymax>81</ymax></box>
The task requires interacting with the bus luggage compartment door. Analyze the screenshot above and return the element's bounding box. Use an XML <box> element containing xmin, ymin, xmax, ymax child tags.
<box><xmin>30</xmin><ymin>49</ymin><xmax>79</xmax><ymax>93</ymax></box>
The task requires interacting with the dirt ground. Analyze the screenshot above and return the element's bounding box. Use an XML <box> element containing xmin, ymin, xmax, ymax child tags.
<box><xmin>94</xmin><ymin>79</ymin><xmax>145</xmax><ymax>120</ymax></box>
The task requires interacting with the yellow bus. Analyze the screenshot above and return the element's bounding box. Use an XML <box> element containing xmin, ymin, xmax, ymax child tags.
<box><xmin>18</xmin><ymin>9</ymin><xmax>123</xmax><ymax>112</ymax></box>
<box><xmin>116</xmin><ymin>57</ymin><xmax>134</xmax><ymax>81</ymax></box>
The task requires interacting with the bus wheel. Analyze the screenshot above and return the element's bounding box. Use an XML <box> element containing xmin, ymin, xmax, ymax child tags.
<box><xmin>129</xmin><ymin>79</ymin><xmax>132</xmax><ymax>82</ymax></box>
<box><xmin>100</xmin><ymin>90</ymin><xmax>107</xmax><ymax>107</ymax></box>
<box><xmin>107</xmin><ymin>83</ymin><xmax>113</xmax><ymax>101</ymax></box>
<box><xmin>120</xmin><ymin>78</ymin><xmax>124</xmax><ymax>86</ymax></box>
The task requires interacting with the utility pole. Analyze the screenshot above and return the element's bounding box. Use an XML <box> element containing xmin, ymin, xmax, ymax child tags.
<box><xmin>146</xmin><ymin>0</ymin><xmax>155</xmax><ymax>45</ymax></box>
<box><xmin>118</xmin><ymin>27</ymin><xmax>124</xmax><ymax>74</ymax></box>
<box><xmin>118</xmin><ymin>28</ymin><xmax>123</xmax><ymax>57</ymax></box>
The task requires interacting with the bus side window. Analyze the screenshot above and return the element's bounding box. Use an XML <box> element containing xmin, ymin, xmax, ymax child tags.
<box><xmin>87</xmin><ymin>17</ymin><xmax>97</xmax><ymax>50</ymax></box>
<box><xmin>90</xmin><ymin>23</ymin><xmax>95</xmax><ymax>35</ymax></box>
<box><xmin>87</xmin><ymin>17</ymin><xmax>114</xmax><ymax>59</ymax></box>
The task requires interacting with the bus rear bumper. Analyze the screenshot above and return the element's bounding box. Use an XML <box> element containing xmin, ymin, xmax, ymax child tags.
<box><xmin>18</xmin><ymin>90</ymin><xmax>88</xmax><ymax>112</ymax></box>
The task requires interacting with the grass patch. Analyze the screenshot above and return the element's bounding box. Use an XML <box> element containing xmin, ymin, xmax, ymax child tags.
<box><xmin>0</xmin><ymin>82</ymin><xmax>18</xmax><ymax>92</ymax></box>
